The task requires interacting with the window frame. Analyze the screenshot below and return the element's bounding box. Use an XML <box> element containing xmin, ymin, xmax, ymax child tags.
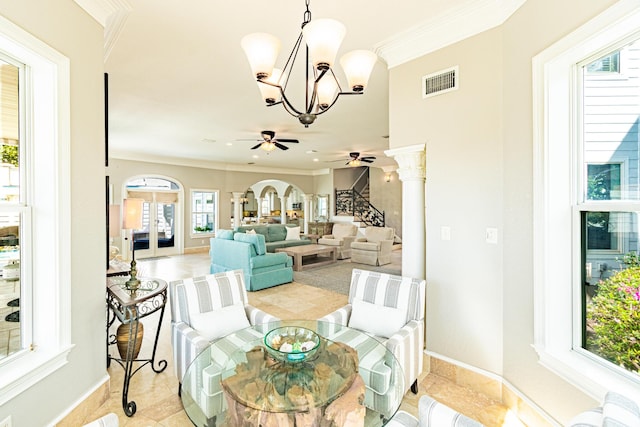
<box><xmin>0</xmin><ymin>15</ymin><xmax>72</xmax><ymax>405</ymax></box>
<box><xmin>533</xmin><ymin>0</ymin><xmax>640</xmax><ymax>403</ymax></box>
<box><xmin>190</xmin><ymin>189</ymin><xmax>218</xmax><ymax>238</ymax></box>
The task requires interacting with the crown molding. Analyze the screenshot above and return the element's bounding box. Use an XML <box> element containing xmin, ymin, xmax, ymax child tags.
<box><xmin>375</xmin><ymin>0</ymin><xmax>526</xmax><ymax>68</ymax></box>
<box><xmin>74</xmin><ymin>0</ymin><xmax>131</xmax><ymax>61</ymax></box>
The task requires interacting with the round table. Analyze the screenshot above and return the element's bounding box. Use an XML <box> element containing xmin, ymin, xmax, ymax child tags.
<box><xmin>181</xmin><ymin>319</ymin><xmax>405</xmax><ymax>427</ymax></box>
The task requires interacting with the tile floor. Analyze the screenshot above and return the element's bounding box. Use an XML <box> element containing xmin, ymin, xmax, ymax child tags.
<box><xmin>68</xmin><ymin>251</ymin><xmax>520</xmax><ymax>427</ymax></box>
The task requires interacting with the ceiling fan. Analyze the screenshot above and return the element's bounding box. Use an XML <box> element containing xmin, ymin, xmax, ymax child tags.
<box><xmin>247</xmin><ymin>130</ymin><xmax>299</xmax><ymax>152</ymax></box>
<box><xmin>345</xmin><ymin>152</ymin><xmax>376</xmax><ymax>166</ymax></box>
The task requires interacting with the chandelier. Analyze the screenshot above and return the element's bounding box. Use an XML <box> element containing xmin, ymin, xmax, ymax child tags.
<box><xmin>241</xmin><ymin>0</ymin><xmax>378</xmax><ymax>127</ymax></box>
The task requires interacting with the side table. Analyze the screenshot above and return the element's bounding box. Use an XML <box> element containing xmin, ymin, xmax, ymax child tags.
<box><xmin>106</xmin><ymin>276</ymin><xmax>168</xmax><ymax>416</ymax></box>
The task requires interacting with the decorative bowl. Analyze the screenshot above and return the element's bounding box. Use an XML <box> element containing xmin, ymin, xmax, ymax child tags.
<box><xmin>264</xmin><ymin>326</ymin><xmax>320</xmax><ymax>363</ymax></box>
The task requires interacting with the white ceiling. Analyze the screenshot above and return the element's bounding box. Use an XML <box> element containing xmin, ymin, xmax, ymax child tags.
<box><xmin>96</xmin><ymin>0</ymin><xmax>523</xmax><ymax>173</ymax></box>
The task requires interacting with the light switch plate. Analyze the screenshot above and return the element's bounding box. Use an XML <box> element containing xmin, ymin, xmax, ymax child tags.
<box><xmin>486</xmin><ymin>227</ymin><xmax>498</xmax><ymax>244</ymax></box>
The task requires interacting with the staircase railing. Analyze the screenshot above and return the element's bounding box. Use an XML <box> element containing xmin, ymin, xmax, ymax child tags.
<box><xmin>335</xmin><ymin>188</ymin><xmax>385</xmax><ymax>227</ymax></box>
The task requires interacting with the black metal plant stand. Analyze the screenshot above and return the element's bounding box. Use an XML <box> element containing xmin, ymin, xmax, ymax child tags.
<box><xmin>106</xmin><ymin>277</ymin><xmax>168</xmax><ymax>417</ymax></box>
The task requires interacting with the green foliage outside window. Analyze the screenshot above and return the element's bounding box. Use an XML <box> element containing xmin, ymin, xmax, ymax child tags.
<box><xmin>1</xmin><ymin>144</ymin><xmax>18</xmax><ymax>167</ymax></box>
<box><xmin>587</xmin><ymin>264</ymin><xmax>640</xmax><ymax>373</ymax></box>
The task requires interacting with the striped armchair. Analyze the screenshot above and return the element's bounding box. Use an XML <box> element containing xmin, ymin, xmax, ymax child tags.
<box><xmin>169</xmin><ymin>270</ymin><xmax>279</xmax><ymax>388</ymax></box>
<box><xmin>387</xmin><ymin>395</ymin><xmax>485</xmax><ymax>427</ymax></box>
<box><xmin>318</xmin><ymin>268</ymin><xmax>426</xmax><ymax>414</ymax></box>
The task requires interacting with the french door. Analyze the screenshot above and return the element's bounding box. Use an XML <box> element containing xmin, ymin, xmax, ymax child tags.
<box><xmin>126</xmin><ymin>188</ymin><xmax>180</xmax><ymax>259</ymax></box>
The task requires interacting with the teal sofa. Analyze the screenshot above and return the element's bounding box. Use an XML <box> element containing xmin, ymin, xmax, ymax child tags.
<box><xmin>235</xmin><ymin>224</ymin><xmax>312</xmax><ymax>253</ymax></box>
<box><xmin>209</xmin><ymin>230</ymin><xmax>293</xmax><ymax>291</ymax></box>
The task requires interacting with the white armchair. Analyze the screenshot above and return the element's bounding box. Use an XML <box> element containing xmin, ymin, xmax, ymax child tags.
<box><xmin>350</xmin><ymin>226</ymin><xmax>395</xmax><ymax>266</ymax></box>
<box><xmin>387</xmin><ymin>395</ymin><xmax>485</xmax><ymax>427</ymax></box>
<box><xmin>318</xmin><ymin>268</ymin><xmax>426</xmax><ymax>415</ymax></box>
<box><xmin>317</xmin><ymin>222</ymin><xmax>358</xmax><ymax>259</ymax></box>
<box><xmin>169</xmin><ymin>270</ymin><xmax>279</xmax><ymax>390</ymax></box>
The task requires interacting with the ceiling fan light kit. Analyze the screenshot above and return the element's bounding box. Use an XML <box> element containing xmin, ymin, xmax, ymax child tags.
<box><xmin>249</xmin><ymin>130</ymin><xmax>300</xmax><ymax>152</ymax></box>
<box><xmin>241</xmin><ymin>0</ymin><xmax>378</xmax><ymax>127</ymax></box>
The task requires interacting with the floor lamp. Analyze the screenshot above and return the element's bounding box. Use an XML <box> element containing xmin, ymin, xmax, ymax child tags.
<box><xmin>123</xmin><ymin>198</ymin><xmax>144</xmax><ymax>291</ymax></box>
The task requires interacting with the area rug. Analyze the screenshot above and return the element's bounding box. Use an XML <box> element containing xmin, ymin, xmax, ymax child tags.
<box><xmin>293</xmin><ymin>260</ymin><xmax>401</xmax><ymax>295</ymax></box>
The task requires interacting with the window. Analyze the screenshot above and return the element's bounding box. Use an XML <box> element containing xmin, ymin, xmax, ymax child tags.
<box><xmin>586</xmin><ymin>51</ymin><xmax>620</xmax><ymax>73</ymax></box>
<box><xmin>0</xmin><ymin>15</ymin><xmax>71</xmax><ymax>404</ymax></box>
<box><xmin>191</xmin><ymin>190</ymin><xmax>217</xmax><ymax>236</ymax></box>
<box><xmin>533</xmin><ymin>0</ymin><xmax>640</xmax><ymax>403</ymax></box>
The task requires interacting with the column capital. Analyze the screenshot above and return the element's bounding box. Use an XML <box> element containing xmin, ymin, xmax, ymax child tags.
<box><xmin>303</xmin><ymin>193</ymin><xmax>314</xmax><ymax>201</ymax></box>
<box><xmin>385</xmin><ymin>144</ymin><xmax>426</xmax><ymax>182</ymax></box>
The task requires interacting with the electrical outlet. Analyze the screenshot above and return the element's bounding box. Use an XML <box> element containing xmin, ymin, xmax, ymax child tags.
<box><xmin>0</xmin><ymin>415</ymin><xmax>12</xmax><ymax>427</ymax></box>
<box><xmin>440</xmin><ymin>226</ymin><xmax>451</xmax><ymax>241</ymax></box>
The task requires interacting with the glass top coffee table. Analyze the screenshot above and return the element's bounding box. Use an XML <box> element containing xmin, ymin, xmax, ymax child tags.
<box><xmin>181</xmin><ymin>319</ymin><xmax>405</xmax><ymax>427</ymax></box>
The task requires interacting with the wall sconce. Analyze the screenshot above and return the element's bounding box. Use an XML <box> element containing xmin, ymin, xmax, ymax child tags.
<box><xmin>123</xmin><ymin>198</ymin><xmax>144</xmax><ymax>291</ymax></box>
<box><xmin>384</xmin><ymin>173</ymin><xmax>391</xmax><ymax>183</ymax></box>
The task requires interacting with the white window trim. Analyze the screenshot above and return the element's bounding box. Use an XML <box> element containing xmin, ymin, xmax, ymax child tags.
<box><xmin>533</xmin><ymin>0</ymin><xmax>640</xmax><ymax>403</ymax></box>
<box><xmin>189</xmin><ymin>189</ymin><xmax>218</xmax><ymax>239</ymax></box>
<box><xmin>0</xmin><ymin>15</ymin><xmax>72</xmax><ymax>404</ymax></box>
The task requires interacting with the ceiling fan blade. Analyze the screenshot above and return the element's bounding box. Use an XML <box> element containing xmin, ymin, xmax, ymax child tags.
<box><xmin>274</xmin><ymin>142</ymin><xmax>289</xmax><ymax>150</ymax></box>
<box><xmin>361</xmin><ymin>158</ymin><xmax>375</xmax><ymax>163</ymax></box>
<box><xmin>250</xmin><ymin>143</ymin><xmax>262</xmax><ymax>150</ymax></box>
<box><xmin>276</xmin><ymin>138</ymin><xmax>299</xmax><ymax>143</ymax></box>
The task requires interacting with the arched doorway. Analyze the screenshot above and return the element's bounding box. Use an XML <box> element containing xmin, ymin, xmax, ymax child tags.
<box><xmin>123</xmin><ymin>175</ymin><xmax>183</xmax><ymax>258</ymax></box>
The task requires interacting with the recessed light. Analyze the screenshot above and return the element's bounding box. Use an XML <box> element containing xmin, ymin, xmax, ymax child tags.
<box><xmin>313</xmin><ymin>158</ymin><xmax>319</xmax><ymax>162</ymax></box>
<box><xmin>252</xmin><ymin>155</ymin><xmax>259</xmax><ymax>159</ymax></box>
<box><xmin>226</xmin><ymin>142</ymin><xmax>233</xmax><ymax>146</ymax></box>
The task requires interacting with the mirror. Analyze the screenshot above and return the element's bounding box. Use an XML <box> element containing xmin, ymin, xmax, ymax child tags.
<box><xmin>316</xmin><ymin>194</ymin><xmax>329</xmax><ymax>221</ymax></box>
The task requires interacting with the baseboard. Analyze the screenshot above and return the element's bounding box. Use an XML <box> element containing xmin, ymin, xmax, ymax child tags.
<box><xmin>51</xmin><ymin>374</ymin><xmax>110</xmax><ymax>426</ymax></box>
<box><xmin>425</xmin><ymin>350</ymin><xmax>560</xmax><ymax>427</ymax></box>
<box><xmin>184</xmin><ymin>246</ymin><xmax>209</xmax><ymax>254</ymax></box>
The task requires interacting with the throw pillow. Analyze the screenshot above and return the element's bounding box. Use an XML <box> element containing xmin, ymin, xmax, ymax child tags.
<box><xmin>246</xmin><ymin>229</ymin><xmax>257</xmax><ymax>235</ymax></box>
<box><xmin>348</xmin><ymin>299</ymin><xmax>406</xmax><ymax>338</ymax></box>
<box><xmin>216</xmin><ymin>229</ymin><xmax>234</xmax><ymax>240</ymax></box>
<box><xmin>285</xmin><ymin>226</ymin><xmax>301</xmax><ymax>241</ymax></box>
<box><xmin>189</xmin><ymin>303</ymin><xmax>250</xmax><ymax>341</ymax></box>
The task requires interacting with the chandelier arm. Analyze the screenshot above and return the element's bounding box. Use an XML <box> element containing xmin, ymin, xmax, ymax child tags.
<box><xmin>314</xmin><ymin>91</ymin><xmax>363</xmax><ymax>117</ymax></box>
<box><xmin>305</xmin><ymin>68</ymin><xmax>328</xmax><ymax>114</ymax></box>
<box><xmin>280</xmin><ymin>32</ymin><xmax>305</xmax><ymax>94</ymax></box>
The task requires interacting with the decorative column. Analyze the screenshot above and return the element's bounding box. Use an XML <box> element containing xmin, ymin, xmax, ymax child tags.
<box><xmin>256</xmin><ymin>197</ymin><xmax>263</xmax><ymax>221</ymax></box>
<box><xmin>303</xmin><ymin>194</ymin><xmax>314</xmax><ymax>234</ymax></box>
<box><xmin>280</xmin><ymin>196</ymin><xmax>287</xmax><ymax>224</ymax></box>
<box><xmin>384</xmin><ymin>144</ymin><xmax>426</xmax><ymax>280</ymax></box>
<box><xmin>232</xmin><ymin>192</ymin><xmax>244</xmax><ymax>229</ymax></box>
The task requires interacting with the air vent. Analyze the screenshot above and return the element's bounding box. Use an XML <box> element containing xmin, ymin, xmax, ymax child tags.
<box><xmin>422</xmin><ymin>66</ymin><xmax>458</xmax><ymax>99</ymax></box>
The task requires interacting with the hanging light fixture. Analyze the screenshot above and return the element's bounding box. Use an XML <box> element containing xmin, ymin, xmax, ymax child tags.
<box><xmin>241</xmin><ymin>0</ymin><xmax>378</xmax><ymax>127</ymax></box>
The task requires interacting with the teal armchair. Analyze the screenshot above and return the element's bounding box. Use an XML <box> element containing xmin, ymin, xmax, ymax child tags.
<box><xmin>209</xmin><ymin>231</ymin><xmax>293</xmax><ymax>291</ymax></box>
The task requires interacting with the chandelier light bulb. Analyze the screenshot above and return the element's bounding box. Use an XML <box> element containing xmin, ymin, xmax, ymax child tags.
<box><xmin>241</xmin><ymin>33</ymin><xmax>281</xmax><ymax>79</ymax></box>
<box><xmin>340</xmin><ymin>50</ymin><xmax>378</xmax><ymax>92</ymax></box>
<box><xmin>302</xmin><ymin>19</ymin><xmax>346</xmax><ymax>70</ymax></box>
<box><xmin>313</xmin><ymin>77</ymin><xmax>338</xmax><ymax>110</ymax></box>
<box><xmin>258</xmin><ymin>68</ymin><xmax>283</xmax><ymax>104</ymax></box>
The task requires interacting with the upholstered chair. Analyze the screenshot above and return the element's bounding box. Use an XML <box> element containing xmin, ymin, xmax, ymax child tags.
<box><xmin>387</xmin><ymin>395</ymin><xmax>485</xmax><ymax>427</ymax></box>
<box><xmin>350</xmin><ymin>226</ymin><xmax>395</xmax><ymax>266</ymax></box>
<box><xmin>169</xmin><ymin>270</ymin><xmax>279</xmax><ymax>396</ymax></box>
<box><xmin>318</xmin><ymin>268</ymin><xmax>426</xmax><ymax>415</ymax></box>
<box><xmin>317</xmin><ymin>222</ymin><xmax>358</xmax><ymax>259</ymax></box>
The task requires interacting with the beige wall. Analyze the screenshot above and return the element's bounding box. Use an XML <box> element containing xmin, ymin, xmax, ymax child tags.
<box><xmin>388</xmin><ymin>0</ymin><xmax>617</xmax><ymax>423</ymax></box>
<box><xmin>0</xmin><ymin>1</ymin><xmax>107</xmax><ymax>426</ymax></box>
<box><xmin>108</xmin><ymin>159</ymin><xmax>321</xmax><ymax>248</ymax></box>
